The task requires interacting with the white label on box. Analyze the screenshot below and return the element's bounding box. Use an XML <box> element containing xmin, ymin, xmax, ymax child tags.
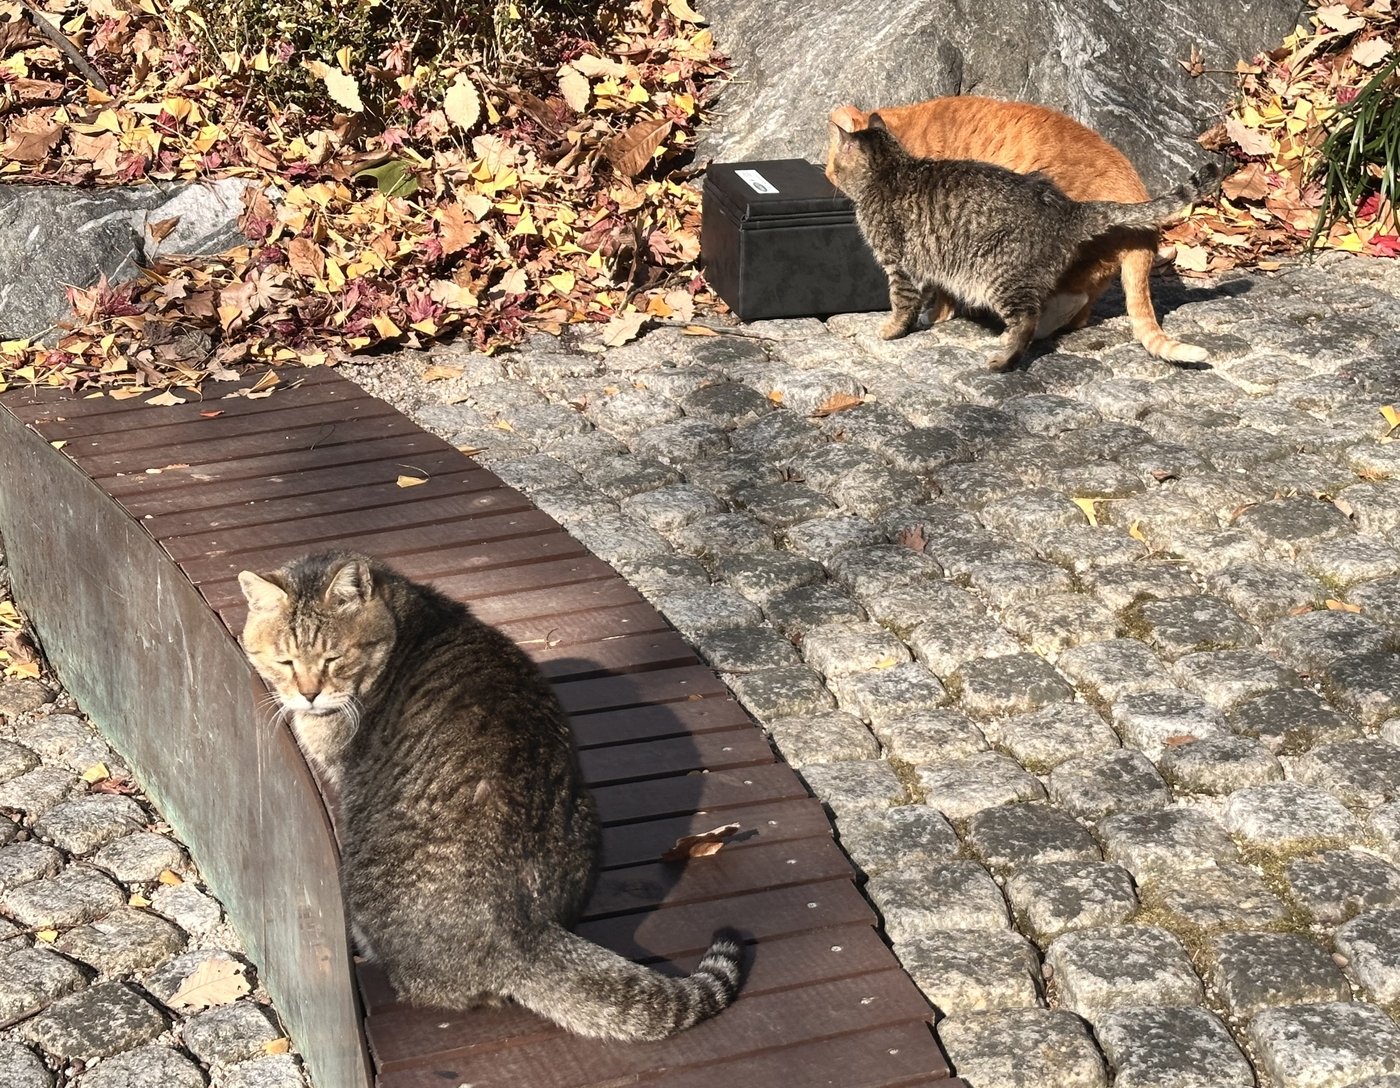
<box><xmin>735</xmin><ymin>169</ymin><xmax>778</xmax><ymax>194</ymax></box>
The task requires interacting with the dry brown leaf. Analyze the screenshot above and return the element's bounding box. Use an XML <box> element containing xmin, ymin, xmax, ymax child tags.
<box><xmin>1317</xmin><ymin>4</ymin><xmax>1365</xmax><ymax>32</ymax></box>
<box><xmin>1325</xmin><ymin>599</ymin><xmax>1362</xmax><ymax>612</ymax></box>
<box><xmin>660</xmin><ymin>822</ymin><xmax>741</xmax><ymax>861</ymax></box>
<box><xmin>810</xmin><ymin>391</ymin><xmax>864</xmax><ymax>417</ymax></box>
<box><xmin>601</xmin><ymin>310</ymin><xmax>648</xmax><ymax>347</ymax></box>
<box><xmin>263</xmin><ymin>1038</ymin><xmax>292</xmax><ymax>1055</ymax></box>
<box><xmin>667</xmin><ymin>0</ymin><xmax>707</xmax><ymax>23</ymax></box>
<box><xmin>603</xmin><ymin>117</ymin><xmax>672</xmax><ymax>178</ymax></box>
<box><xmin>682</xmin><ymin>324</ymin><xmax>719</xmax><ymax>336</ymax></box>
<box><xmin>559</xmin><ymin>65</ymin><xmax>591</xmax><ymax>113</ymax></box>
<box><xmin>305</xmin><ymin>60</ymin><xmax>364</xmax><ymax>113</ymax></box>
<box><xmin>421</xmin><ymin>364</ymin><xmax>464</xmax><ymax>382</ymax></box>
<box><xmin>396</xmin><ymin>474</ymin><xmax>429</xmax><ymax>488</ymax></box>
<box><xmin>1222</xmin><ymin>162</ymin><xmax>1270</xmax><ymax>202</ymax></box>
<box><xmin>287</xmin><ymin>237</ymin><xmax>326</xmax><ymax>280</ymax></box>
<box><xmin>147</xmin><ymin>216</ymin><xmax>181</xmax><ymax>244</ymax></box>
<box><xmin>168</xmin><ymin>958</ymin><xmax>250</xmax><ymax>1010</ymax></box>
<box><xmin>444</xmin><ymin>75</ymin><xmax>481</xmax><ymax>130</ymax></box>
<box><xmin>896</xmin><ymin>525</ymin><xmax>928</xmax><ymax>552</ymax></box>
<box><xmin>158</xmin><ymin>869</ymin><xmax>183</xmax><ymax>885</ymax></box>
<box><xmin>1163</xmin><ymin>734</ymin><xmax>1199</xmax><ymax>748</ymax></box>
<box><xmin>1225</xmin><ymin>117</ymin><xmax>1273</xmax><ymax>157</ymax></box>
<box><xmin>1353</xmin><ymin>37</ymin><xmax>1393</xmax><ymax>66</ymax></box>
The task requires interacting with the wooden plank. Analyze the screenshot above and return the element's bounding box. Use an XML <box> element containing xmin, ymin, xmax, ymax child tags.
<box><xmin>531</xmin><ymin>630</ymin><xmax>698</xmax><ymax>680</ymax></box>
<box><xmin>582</xmin><ymin>836</ymin><xmax>852</xmax><ymax>920</ymax></box>
<box><xmin>377</xmin><ymin>970</ymin><xmax>931</xmax><ymax>1088</ymax></box>
<box><xmin>598</xmin><ymin>797</ymin><xmax>832</xmax><ymax>870</ymax></box>
<box><xmin>104</xmin><ymin>429</ymin><xmax>449</xmax><ymax>498</ymax></box>
<box><xmin>592</xmin><ymin>763</ymin><xmax>808</xmax><ymax>825</ymax></box>
<box><xmin>575</xmin><ymin>728</ymin><xmax>770</xmax><ymax>786</ymax></box>
<box><xmin>163</xmin><ymin>487</ymin><xmax>535</xmax><ymax>561</ymax></box>
<box><xmin>53</xmin><ymin>396</ymin><xmax>400</xmax><ymax>458</ymax></box>
<box><xmin>553</xmin><ymin>665</ymin><xmax>732</xmax><ymax>714</ymax></box>
<box><xmin>469</xmin><ymin>578</ymin><xmax>646</xmax><ymax>627</ymax></box>
<box><xmin>495</xmin><ymin>602</ymin><xmax>670</xmax><ymax>649</ymax></box>
<box><xmin>33</xmin><ymin>372</ymin><xmax>356</xmax><ymax>440</ymax></box>
<box><xmin>191</xmin><ymin>508</ymin><xmax>560</xmax><ymax>589</ymax></box>
<box><xmin>570</xmin><ymin>698</ymin><xmax>754</xmax><ymax>748</ymax></box>
<box><xmin>638</xmin><ymin>1024</ymin><xmax>956</xmax><ymax>1088</ymax></box>
<box><xmin>128</xmin><ymin>450</ymin><xmax>486</xmax><ymax>522</ymax></box>
<box><xmin>78</xmin><ymin>412</ymin><xmax>425</xmax><ymax>477</ymax></box>
<box><xmin>365</xmin><ymin>922</ymin><xmax>906</xmax><ymax>1060</ymax></box>
<box><xmin>3</xmin><ymin>370</ymin><xmax>334</xmax><ymax>424</ymax></box>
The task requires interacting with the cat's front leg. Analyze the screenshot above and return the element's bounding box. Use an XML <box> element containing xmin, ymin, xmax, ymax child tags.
<box><xmin>924</xmin><ymin>288</ymin><xmax>956</xmax><ymax>324</ymax></box>
<box><xmin>879</xmin><ymin>267</ymin><xmax>922</xmax><ymax>340</ymax></box>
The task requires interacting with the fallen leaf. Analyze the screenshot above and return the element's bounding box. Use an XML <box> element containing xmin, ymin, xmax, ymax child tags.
<box><xmin>49</xmin><ymin>440</ymin><xmax>66</xmax><ymax>450</ymax></box>
<box><xmin>36</xmin><ymin>929</ymin><xmax>58</xmax><ymax>943</ymax></box>
<box><xmin>158</xmin><ymin>869</ymin><xmax>183</xmax><ymax>885</ymax></box>
<box><xmin>559</xmin><ymin>65</ymin><xmax>591</xmax><ymax>113</ymax></box>
<box><xmin>682</xmin><ymin>324</ymin><xmax>719</xmax><ymax>336</ymax></box>
<box><xmin>145</xmin><ymin>391</ymin><xmax>186</xmax><ymax>406</ymax></box>
<box><xmin>444</xmin><ymin>75</ymin><xmax>481</xmax><ymax>130</ymax></box>
<box><xmin>1352</xmin><ymin>37</ymin><xmax>1392</xmax><ymax>66</ymax></box>
<box><xmin>263</xmin><ymin>1038</ymin><xmax>291</xmax><ymax>1055</ymax></box>
<box><xmin>147</xmin><ymin>216</ymin><xmax>181</xmax><ymax>244</ymax></box>
<box><xmin>421</xmin><ymin>364</ymin><xmax>464</xmax><ymax>382</ymax></box>
<box><xmin>396</xmin><ymin>474</ymin><xmax>428</xmax><ymax>488</ymax></box>
<box><xmin>199</xmin><ymin>410</ymin><xmax>224</xmax><ymax>419</ymax></box>
<box><xmin>1325</xmin><ymin>599</ymin><xmax>1362</xmax><ymax>612</ymax></box>
<box><xmin>661</xmin><ymin>822</ymin><xmax>741</xmax><ymax>861</ymax></box>
<box><xmin>1163</xmin><ymin>734</ymin><xmax>1198</xmax><ymax>748</ymax></box>
<box><xmin>896</xmin><ymin>525</ymin><xmax>927</xmax><ymax>552</ymax></box>
<box><xmin>810</xmin><ymin>392</ymin><xmax>863</xmax><ymax>417</ymax></box>
<box><xmin>667</xmin><ymin>0</ymin><xmax>707</xmax><ymax>22</ymax></box>
<box><xmin>1382</xmin><ymin>405</ymin><xmax>1400</xmax><ymax>432</ymax></box>
<box><xmin>128</xmin><ymin>893</ymin><xmax>151</xmax><ymax>907</ymax></box>
<box><xmin>306</xmin><ymin>60</ymin><xmax>364</xmax><ymax>112</ymax></box>
<box><xmin>1317</xmin><ymin>4</ymin><xmax>1365</xmax><ymax>32</ymax></box>
<box><xmin>601</xmin><ymin>310</ymin><xmax>648</xmax><ymax>347</ymax></box>
<box><xmin>80</xmin><ymin>762</ymin><xmax>110</xmax><ymax>784</ymax></box>
<box><xmin>1128</xmin><ymin>521</ymin><xmax>1147</xmax><ymax>543</ymax></box>
<box><xmin>766</xmin><ymin>389</ymin><xmax>784</xmax><ymax>404</ymax></box>
<box><xmin>603</xmin><ymin>117</ymin><xmax>672</xmax><ymax>178</ymax></box>
<box><xmin>1225</xmin><ymin>117</ymin><xmax>1273</xmax><ymax>157</ymax></box>
<box><xmin>1222</xmin><ymin>162</ymin><xmax>1270</xmax><ymax>202</ymax></box>
<box><xmin>168</xmin><ymin>958</ymin><xmax>251</xmax><ymax>1010</ymax></box>
<box><xmin>286</xmin><ymin>237</ymin><xmax>326</xmax><ymax>280</ymax></box>
<box><xmin>1072</xmin><ymin>497</ymin><xmax>1100</xmax><ymax>527</ymax></box>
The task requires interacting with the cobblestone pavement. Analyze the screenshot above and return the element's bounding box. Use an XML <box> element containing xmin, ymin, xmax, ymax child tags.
<box><xmin>346</xmin><ymin>250</ymin><xmax>1400</xmax><ymax>1088</ymax></box>
<box><xmin>0</xmin><ymin>556</ymin><xmax>310</xmax><ymax>1086</ymax></box>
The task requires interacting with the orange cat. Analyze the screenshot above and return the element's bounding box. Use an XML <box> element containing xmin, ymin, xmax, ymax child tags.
<box><xmin>827</xmin><ymin>97</ymin><xmax>1205</xmax><ymax>363</ymax></box>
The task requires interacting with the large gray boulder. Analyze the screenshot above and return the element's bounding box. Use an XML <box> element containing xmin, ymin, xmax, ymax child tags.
<box><xmin>0</xmin><ymin>178</ymin><xmax>256</xmax><ymax>340</ymax></box>
<box><xmin>698</xmin><ymin>0</ymin><xmax>1304</xmax><ymax>187</ymax></box>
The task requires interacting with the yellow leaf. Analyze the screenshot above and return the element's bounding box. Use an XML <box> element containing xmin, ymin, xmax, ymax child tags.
<box><xmin>1382</xmin><ymin>405</ymin><xmax>1400</xmax><ymax>431</ymax></box>
<box><xmin>1128</xmin><ymin>521</ymin><xmax>1147</xmax><ymax>543</ymax></box>
<box><xmin>264</xmin><ymin>1038</ymin><xmax>292</xmax><ymax>1055</ymax></box>
<box><xmin>683</xmin><ymin>324</ymin><xmax>719</xmax><ymax>337</ymax></box>
<box><xmin>421</xmin><ymin>364</ymin><xmax>464</xmax><ymax>382</ymax></box>
<box><xmin>1072</xmin><ymin>497</ymin><xmax>1099</xmax><ymax>527</ymax></box>
<box><xmin>145</xmin><ymin>391</ymin><xmax>186</xmax><ymax>407</ymax></box>
<box><xmin>168</xmin><ymin>958</ymin><xmax>251</xmax><ymax>1010</ymax></box>
<box><xmin>396</xmin><ymin>474</ymin><xmax>428</xmax><ymax>488</ymax></box>
<box><xmin>81</xmin><ymin>762</ymin><xmax>110</xmax><ymax>783</ymax></box>
<box><xmin>36</xmin><ymin>929</ymin><xmax>57</xmax><ymax>943</ymax></box>
<box><xmin>1325</xmin><ymin>599</ymin><xmax>1362</xmax><ymax>613</ymax></box>
<box><xmin>128</xmin><ymin>893</ymin><xmax>151</xmax><ymax>908</ymax></box>
<box><xmin>50</xmin><ymin>440</ymin><xmax>66</xmax><ymax>450</ymax></box>
<box><xmin>371</xmin><ymin>314</ymin><xmax>403</xmax><ymax>339</ymax></box>
<box><xmin>305</xmin><ymin>60</ymin><xmax>363</xmax><ymax>113</ymax></box>
<box><xmin>158</xmin><ymin>869</ymin><xmax>183</xmax><ymax>886</ymax></box>
<box><xmin>872</xmin><ymin>656</ymin><xmax>899</xmax><ymax>670</ymax></box>
<box><xmin>547</xmin><ymin>270</ymin><xmax>576</xmax><ymax>295</ymax></box>
<box><xmin>667</xmin><ymin>0</ymin><xmax>707</xmax><ymax>22</ymax></box>
<box><xmin>444</xmin><ymin>75</ymin><xmax>481</xmax><ymax>131</ymax></box>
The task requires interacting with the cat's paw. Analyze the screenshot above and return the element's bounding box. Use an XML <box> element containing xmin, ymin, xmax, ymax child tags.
<box><xmin>985</xmin><ymin>349</ymin><xmax>1018</xmax><ymax>372</ymax></box>
<box><xmin>879</xmin><ymin>318</ymin><xmax>912</xmax><ymax>340</ymax></box>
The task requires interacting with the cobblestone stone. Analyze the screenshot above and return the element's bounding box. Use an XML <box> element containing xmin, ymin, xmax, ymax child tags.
<box><xmin>33</xmin><ymin>796</ymin><xmax>145</xmax><ymax>857</ymax></box>
<box><xmin>2</xmin><ymin>866</ymin><xmax>125</xmax><ymax>929</ymax></box>
<box><xmin>1323</xmin><ymin>652</ymin><xmax>1400</xmax><ymax>726</ymax></box>
<box><xmin>0</xmin><ymin>842</ymin><xmax>63</xmax><ymax>896</ymax></box>
<box><xmin>1210</xmin><ymin>931</ymin><xmax>1351</xmax><ymax>1019</ymax></box>
<box><xmin>1249</xmin><ymin>1002</ymin><xmax>1400</xmax><ymax>1088</ymax></box>
<box><xmin>1209</xmin><ymin>561</ymin><xmax>1327</xmax><ymax>626</ymax></box>
<box><xmin>1048</xmin><ymin>749</ymin><xmax>1169</xmax><ymax>821</ymax></box>
<box><xmin>182</xmin><ymin>1000</ymin><xmax>282</xmax><ymax>1065</ymax></box>
<box><xmin>1228</xmin><ymin>687</ymin><xmax>1363</xmax><ymax>754</ymax></box>
<box><xmin>0</xmin><ymin>1039</ymin><xmax>50</xmax><ymax>1088</ymax></box>
<box><xmin>1225</xmin><ymin>782</ymin><xmax>1362</xmax><ymax>849</ymax></box>
<box><xmin>834</xmin><ymin>806</ymin><xmax>959</xmax><ymax>878</ymax></box>
<box><xmin>907</xmin><ymin>615</ymin><xmax>1021</xmax><ymax>679</ymax></box>
<box><xmin>897</xmin><ymin>929</ymin><xmax>1042</xmax><ymax>1017</ymax></box>
<box><xmin>656</xmin><ymin>588</ymin><xmax>764</xmax><ymax>637</ymax></box>
<box><xmin>1046</xmin><ymin>926</ymin><xmax>1202</xmax><ymax>1023</ymax></box>
<box><xmin>951</xmin><ymin>654</ymin><xmax>1075</xmax><ymax>718</ymax></box>
<box><xmin>1295</xmin><ymin>739</ymin><xmax>1400</xmax><ymax>812</ymax></box>
<box><xmin>724</xmin><ymin>665</ymin><xmax>834</xmax><ymax>720</ymax></box>
<box><xmin>1286</xmin><ymin>849</ymin><xmax>1400</xmax><ymax>924</ymax></box>
<box><xmin>21</xmin><ymin>982</ymin><xmax>166</xmax><ymax>1061</ymax></box>
<box><xmin>797</xmin><ymin>759</ymin><xmax>905</xmax><ymax>816</ymax></box>
<box><xmin>1098</xmin><ymin>807</ymin><xmax>1238</xmax><ymax>880</ymax></box>
<box><xmin>833</xmin><ymin>662</ymin><xmax>949</xmax><ymax>728</ymax></box>
<box><xmin>800</xmin><ymin>622</ymin><xmax>910</xmax><ymax>680</ymax></box>
<box><xmin>865</xmin><ymin>862</ymin><xmax>1009</xmax><ymax>940</ymax></box>
<box><xmin>0</xmin><ymin>741</ymin><xmax>39</xmax><ymax>784</ymax></box>
<box><xmin>0</xmin><ymin>766</ymin><xmax>82</xmax><ymax>817</ymax></box>
<box><xmin>54</xmin><ymin>908</ymin><xmax>185</xmax><ymax>976</ymax></box>
<box><xmin>916</xmin><ymin>752</ymin><xmax>1047</xmax><ymax>822</ymax></box>
<box><xmin>1266</xmin><ymin>609</ymin><xmax>1394</xmax><ymax>675</ymax></box>
<box><xmin>762</xmin><ymin>710</ymin><xmax>878</xmax><ymax>768</ymax></box>
<box><xmin>0</xmin><ymin>948</ymin><xmax>87</xmax><ymax>1022</ymax></box>
<box><xmin>763</xmin><ymin>584</ymin><xmax>867</xmax><ymax>639</ymax></box>
<box><xmin>1140</xmin><ymin>863</ymin><xmax>1289</xmax><ymax>933</ymax></box>
<box><xmin>1056</xmin><ymin>639</ymin><xmax>1173</xmax><ymax>703</ymax></box>
<box><xmin>1130</xmin><ymin>595</ymin><xmax>1258</xmax><ymax>660</ymax></box>
<box><xmin>1335</xmin><ymin>909</ymin><xmax>1400</xmax><ymax>1004</ymax></box>
<box><xmin>1110</xmin><ymin>689</ymin><xmax>1228</xmax><ymax>761</ymax></box>
<box><xmin>1095</xmin><ymin>1005</ymin><xmax>1253</xmax><ymax>1088</ymax></box>
<box><xmin>983</xmin><ymin>703</ymin><xmax>1119</xmax><ymax>774</ymax></box>
<box><xmin>1158</xmin><ymin>734</ymin><xmax>1284</xmax><ymax>794</ymax></box>
<box><xmin>78</xmin><ymin>1045</ymin><xmax>205</xmax><ymax>1088</ymax></box>
<box><xmin>868</xmin><ymin>709</ymin><xmax>985</xmax><ymax>765</ymax></box>
<box><xmin>716</xmin><ymin>551</ymin><xmax>824</xmax><ymax>605</ymax></box>
<box><xmin>965</xmin><ymin>804</ymin><xmax>1099</xmax><ymax>872</ymax></box>
<box><xmin>938</xmin><ymin>1008</ymin><xmax>1108</xmax><ymax>1088</ymax></box>
<box><xmin>1005</xmin><ymin>862</ymin><xmax>1138</xmax><ymax>945</ymax></box>
<box><xmin>1170</xmin><ymin>648</ymin><xmax>1298</xmax><ymax>710</ymax></box>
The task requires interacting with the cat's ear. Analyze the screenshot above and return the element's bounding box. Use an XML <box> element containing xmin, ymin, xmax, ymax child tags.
<box><xmin>239</xmin><ymin>571</ymin><xmax>289</xmax><ymax>613</ymax></box>
<box><xmin>867</xmin><ymin>112</ymin><xmax>888</xmax><ymax>132</ymax></box>
<box><xmin>829</xmin><ymin>105</ymin><xmax>864</xmax><ymax>134</ymax></box>
<box><xmin>325</xmin><ymin>558</ymin><xmax>374</xmax><ymax>609</ymax></box>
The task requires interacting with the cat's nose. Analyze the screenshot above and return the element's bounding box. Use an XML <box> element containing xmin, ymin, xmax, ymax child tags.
<box><xmin>298</xmin><ymin>685</ymin><xmax>321</xmax><ymax>702</ymax></box>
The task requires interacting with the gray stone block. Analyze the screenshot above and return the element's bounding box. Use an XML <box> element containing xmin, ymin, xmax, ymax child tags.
<box><xmin>725</xmin><ymin>666</ymin><xmax>835</xmax><ymax>722</ymax></box>
<box><xmin>907</xmin><ymin>615</ymin><xmax>1021</xmax><ymax>679</ymax></box>
<box><xmin>1157</xmin><ymin>734</ymin><xmax>1284</xmax><ymax>795</ymax></box>
<box><xmin>731</xmin><ymin>483</ymin><xmax>836</xmax><ymax>528</ymax></box>
<box><xmin>1323</xmin><ymin>652</ymin><xmax>1400</xmax><ymax>727</ymax></box>
<box><xmin>937</xmin><ymin>1008</ymin><xmax>1107</xmax><ymax>1088</ymax></box>
<box><xmin>864</xmin><ymin>581</ymin><xmax>987</xmax><ymax>637</ymax></box>
<box><xmin>797</xmin><ymin>759</ymin><xmax>905</xmax><ymax>816</ymax></box>
<box><xmin>0</xmin><ymin>842</ymin><xmax>64</xmax><ymax>897</ymax></box>
<box><xmin>0</xmin><ymin>740</ymin><xmax>39</xmax><ymax>784</ymax></box>
<box><xmin>692</xmin><ymin>626</ymin><xmax>800</xmax><ymax>674</ymax></box>
<box><xmin>1171</xmin><ymin>648</ymin><xmax>1299</xmax><ymax>710</ymax></box>
<box><xmin>1287</xmin><ymin>849</ymin><xmax>1400</xmax><ymax>924</ymax></box>
<box><xmin>1228</xmin><ymin>687</ymin><xmax>1363</xmax><ymax>755</ymax></box>
<box><xmin>1336</xmin><ymin>909</ymin><xmax>1400</xmax><ymax>1005</ymax></box>
<box><xmin>1236</xmin><ymin>496</ymin><xmax>1352</xmax><ymax>557</ymax></box>
<box><xmin>800</xmin><ymin>621</ymin><xmax>910</xmax><ymax>680</ymax></box>
<box><xmin>54</xmin><ymin>908</ymin><xmax>185</xmax><ymax>977</ymax></box>
<box><xmin>1</xmin><ymin>866</ymin><xmax>125</xmax><ymax>929</ymax></box>
<box><xmin>951</xmin><ymin>654</ymin><xmax>1075</xmax><ymax>718</ymax></box>
<box><xmin>781</xmin><ymin>515</ymin><xmax>885</xmax><ymax>561</ymax></box>
<box><xmin>897</xmin><ymin>929</ymin><xmax>1042</xmax><ymax>1017</ymax></box>
<box><xmin>619</xmin><ymin>484</ymin><xmax>726</xmax><ymax>532</ymax></box>
<box><xmin>0</xmin><ymin>1040</ymin><xmax>50</xmax><ymax>1088</ymax></box>
<box><xmin>1045</xmin><ymin>925</ymin><xmax>1203</xmax><ymax>1023</ymax></box>
<box><xmin>1110</xmin><ymin>689</ymin><xmax>1228</xmax><ymax>762</ymax></box>
<box><xmin>1209</xmin><ymin>930</ymin><xmax>1351</xmax><ymax>1020</ymax></box>
<box><xmin>1005</xmin><ymin>862</ymin><xmax>1139</xmax><ymax>945</ymax></box>
<box><xmin>1048</xmin><ymin>749</ymin><xmax>1169</xmax><ymax>821</ymax></box>
<box><xmin>831</xmin><ymin>662</ymin><xmax>948</xmax><ymax>727</ymax></box>
<box><xmin>763</xmin><ymin>710</ymin><xmax>879</xmax><ymax>769</ymax></box>
<box><xmin>0</xmin><ymin>948</ymin><xmax>88</xmax><ymax>1022</ymax></box>
<box><xmin>1224</xmin><ymin>782</ymin><xmax>1362</xmax><ymax>850</ymax></box>
<box><xmin>1056</xmin><ymin>639</ymin><xmax>1174</xmax><ymax>703</ymax></box>
<box><xmin>869</xmin><ymin>708</ymin><xmax>986</xmax><ymax>766</ymax></box>
<box><xmin>716</xmin><ymin>552</ymin><xmax>825</xmax><ymax>605</ymax></box>
<box><xmin>657</xmin><ymin>588</ymin><xmax>766</xmax><ymax>638</ymax></box>
<box><xmin>182</xmin><ymin>1000</ymin><xmax>283</xmax><ymax>1065</ymax></box>
<box><xmin>669</xmin><ymin>512</ymin><xmax>774</xmax><ymax>560</ymax></box>
<box><xmin>1000</xmin><ymin>593</ymin><xmax>1120</xmax><ymax>658</ymax></box>
<box><xmin>1209</xmin><ymin>561</ymin><xmax>1327</xmax><ymax>626</ymax></box>
<box><xmin>1140</xmin><ymin>863</ymin><xmax>1289</xmax><ymax>933</ymax></box>
<box><xmin>33</xmin><ymin>796</ymin><xmax>145</xmax><ymax>857</ymax></box>
<box><xmin>965</xmin><ymin>558</ymin><xmax>1074</xmax><ymax>609</ymax></box>
<box><xmin>984</xmin><ymin>703</ymin><xmax>1119</xmax><ymax>775</ymax></box>
<box><xmin>916</xmin><ymin>752</ymin><xmax>1047</xmax><ymax>822</ymax></box>
<box><xmin>214</xmin><ymin>1054</ymin><xmax>307</xmax><ymax>1088</ymax></box>
<box><xmin>965</xmin><ymin>804</ymin><xmax>1099</xmax><ymax>873</ymax></box>
<box><xmin>21</xmin><ymin>982</ymin><xmax>166</xmax><ymax>1061</ymax></box>
<box><xmin>1266</xmin><ymin>609</ymin><xmax>1393</xmax><ymax>676</ymax></box>
<box><xmin>1131</xmin><ymin>595</ymin><xmax>1258</xmax><ymax>661</ymax></box>
<box><xmin>834</xmin><ymin>805</ymin><xmax>959</xmax><ymax>878</ymax></box>
<box><xmin>1303</xmin><ymin>536</ymin><xmax>1400</xmax><ymax>587</ymax></box>
<box><xmin>568</xmin><ymin>511</ymin><xmax>671</xmax><ymax>563</ymax></box>
<box><xmin>865</xmin><ymin>862</ymin><xmax>1010</xmax><ymax>940</ymax></box>
<box><xmin>1295</xmin><ymin>739</ymin><xmax>1400</xmax><ymax>812</ymax></box>
<box><xmin>763</xmin><ymin>584</ymin><xmax>868</xmax><ymax>639</ymax></box>
<box><xmin>1249</xmin><ymin>1002</ymin><xmax>1400</xmax><ymax>1088</ymax></box>
<box><xmin>78</xmin><ymin>1045</ymin><xmax>205</xmax><ymax>1088</ymax></box>
<box><xmin>1095</xmin><ymin>1005</ymin><xmax>1253</xmax><ymax>1088</ymax></box>
<box><xmin>1098</xmin><ymin>807</ymin><xmax>1238</xmax><ymax>880</ymax></box>
<box><xmin>0</xmin><ymin>766</ymin><xmax>82</xmax><ymax>818</ymax></box>
<box><xmin>0</xmin><ymin>680</ymin><xmax>53</xmax><ymax>719</ymax></box>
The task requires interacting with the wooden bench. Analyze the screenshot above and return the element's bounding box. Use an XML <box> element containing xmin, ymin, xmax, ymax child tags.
<box><xmin>0</xmin><ymin>368</ymin><xmax>964</xmax><ymax>1088</ymax></box>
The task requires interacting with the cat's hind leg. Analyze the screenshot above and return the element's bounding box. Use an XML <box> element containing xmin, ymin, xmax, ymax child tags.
<box><xmin>879</xmin><ymin>267</ymin><xmax>923</xmax><ymax>340</ymax></box>
<box><xmin>924</xmin><ymin>287</ymin><xmax>956</xmax><ymax>324</ymax></box>
<box><xmin>987</xmin><ymin>310</ymin><xmax>1039</xmax><ymax>371</ymax></box>
<box><xmin>1035</xmin><ymin>292</ymin><xmax>1089</xmax><ymax>338</ymax></box>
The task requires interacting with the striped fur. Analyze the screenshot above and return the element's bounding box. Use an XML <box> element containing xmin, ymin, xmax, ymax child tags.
<box><xmin>238</xmin><ymin>551</ymin><xmax>743</xmax><ymax>1041</ymax></box>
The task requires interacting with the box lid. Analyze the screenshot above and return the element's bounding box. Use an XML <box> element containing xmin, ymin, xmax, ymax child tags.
<box><xmin>705</xmin><ymin>159</ymin><xmax>854</xmax><ymax>221</ymax></box>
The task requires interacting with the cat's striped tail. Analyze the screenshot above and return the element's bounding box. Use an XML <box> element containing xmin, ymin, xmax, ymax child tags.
<box><xmin>507</xmin><ymin>924</ymin><xmax>743</xmax><ymax>1041</ymax></box>
<box><xmin>1079</xmin><ymin>162</ymin><xmax>1225</xmax><ymax>238</ymax></box>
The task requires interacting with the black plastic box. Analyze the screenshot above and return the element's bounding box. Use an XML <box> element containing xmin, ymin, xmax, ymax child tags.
<box><xmin>701</xmin><ymin>159</ymin><xmax>889</xmax><ymax>321</ymax></box>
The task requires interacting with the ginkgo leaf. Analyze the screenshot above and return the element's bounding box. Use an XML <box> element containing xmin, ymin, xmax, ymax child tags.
<box><xmin>145</xmin><ymin>390</ymin><xmax>185</xmax><ymax>406</ymax></box>
<box><xmin>1072</xmin><ymin>497</ymin><xmax>1100</xmax><ymax>527</ymax></box>
<box><xmin>168</xmin><ymin>958</ymin><xmax>251</xmax><ymax>1010</ymax></box>
<box><xmin>305</xmin><ymin>60</ymin><xmax>364</xmax><ymax>113</ymax></box>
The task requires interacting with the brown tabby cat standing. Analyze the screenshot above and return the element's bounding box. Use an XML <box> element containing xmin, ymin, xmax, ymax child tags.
<box><xmin>828</xmin><ymin>96</ymin><xmax>1208</xmax><ymax>362</ymax></box>
<box><xmin>827</xmin><ymin>114</ymin><xmax>1220</xmax><ymax>370</ymax></box>
<box><xmin>238</xmin><ymin>551</ymin><xmax>741</xmax><ymax>1040</ymax></box>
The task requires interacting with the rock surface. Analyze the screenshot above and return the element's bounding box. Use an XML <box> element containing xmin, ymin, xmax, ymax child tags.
<box><xmin>697</xmin><ymin>0</ymin><xmax>1303</xmax><ymax>186</ymax></box>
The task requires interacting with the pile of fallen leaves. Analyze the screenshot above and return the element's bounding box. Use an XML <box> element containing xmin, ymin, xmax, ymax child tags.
<box><xmin>0</xmin><ymin>0</ymin><xmax>725</xmax><ymax>393</ymax></box>
<box><xmin>1168</xmin><ymin>0</ymin><xmax>1397</xmax><ymax>274</ymax></box>
<box><xmin>0</xmin><ymin>594</ymin><xmax>41</xmax><ymax>679</ymax></box>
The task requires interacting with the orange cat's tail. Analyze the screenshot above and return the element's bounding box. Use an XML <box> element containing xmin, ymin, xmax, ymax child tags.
<box><xmin>1120</xmin><ymin>246</ymin><xmax>1208</xmax><ymax>363</ymax></box>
